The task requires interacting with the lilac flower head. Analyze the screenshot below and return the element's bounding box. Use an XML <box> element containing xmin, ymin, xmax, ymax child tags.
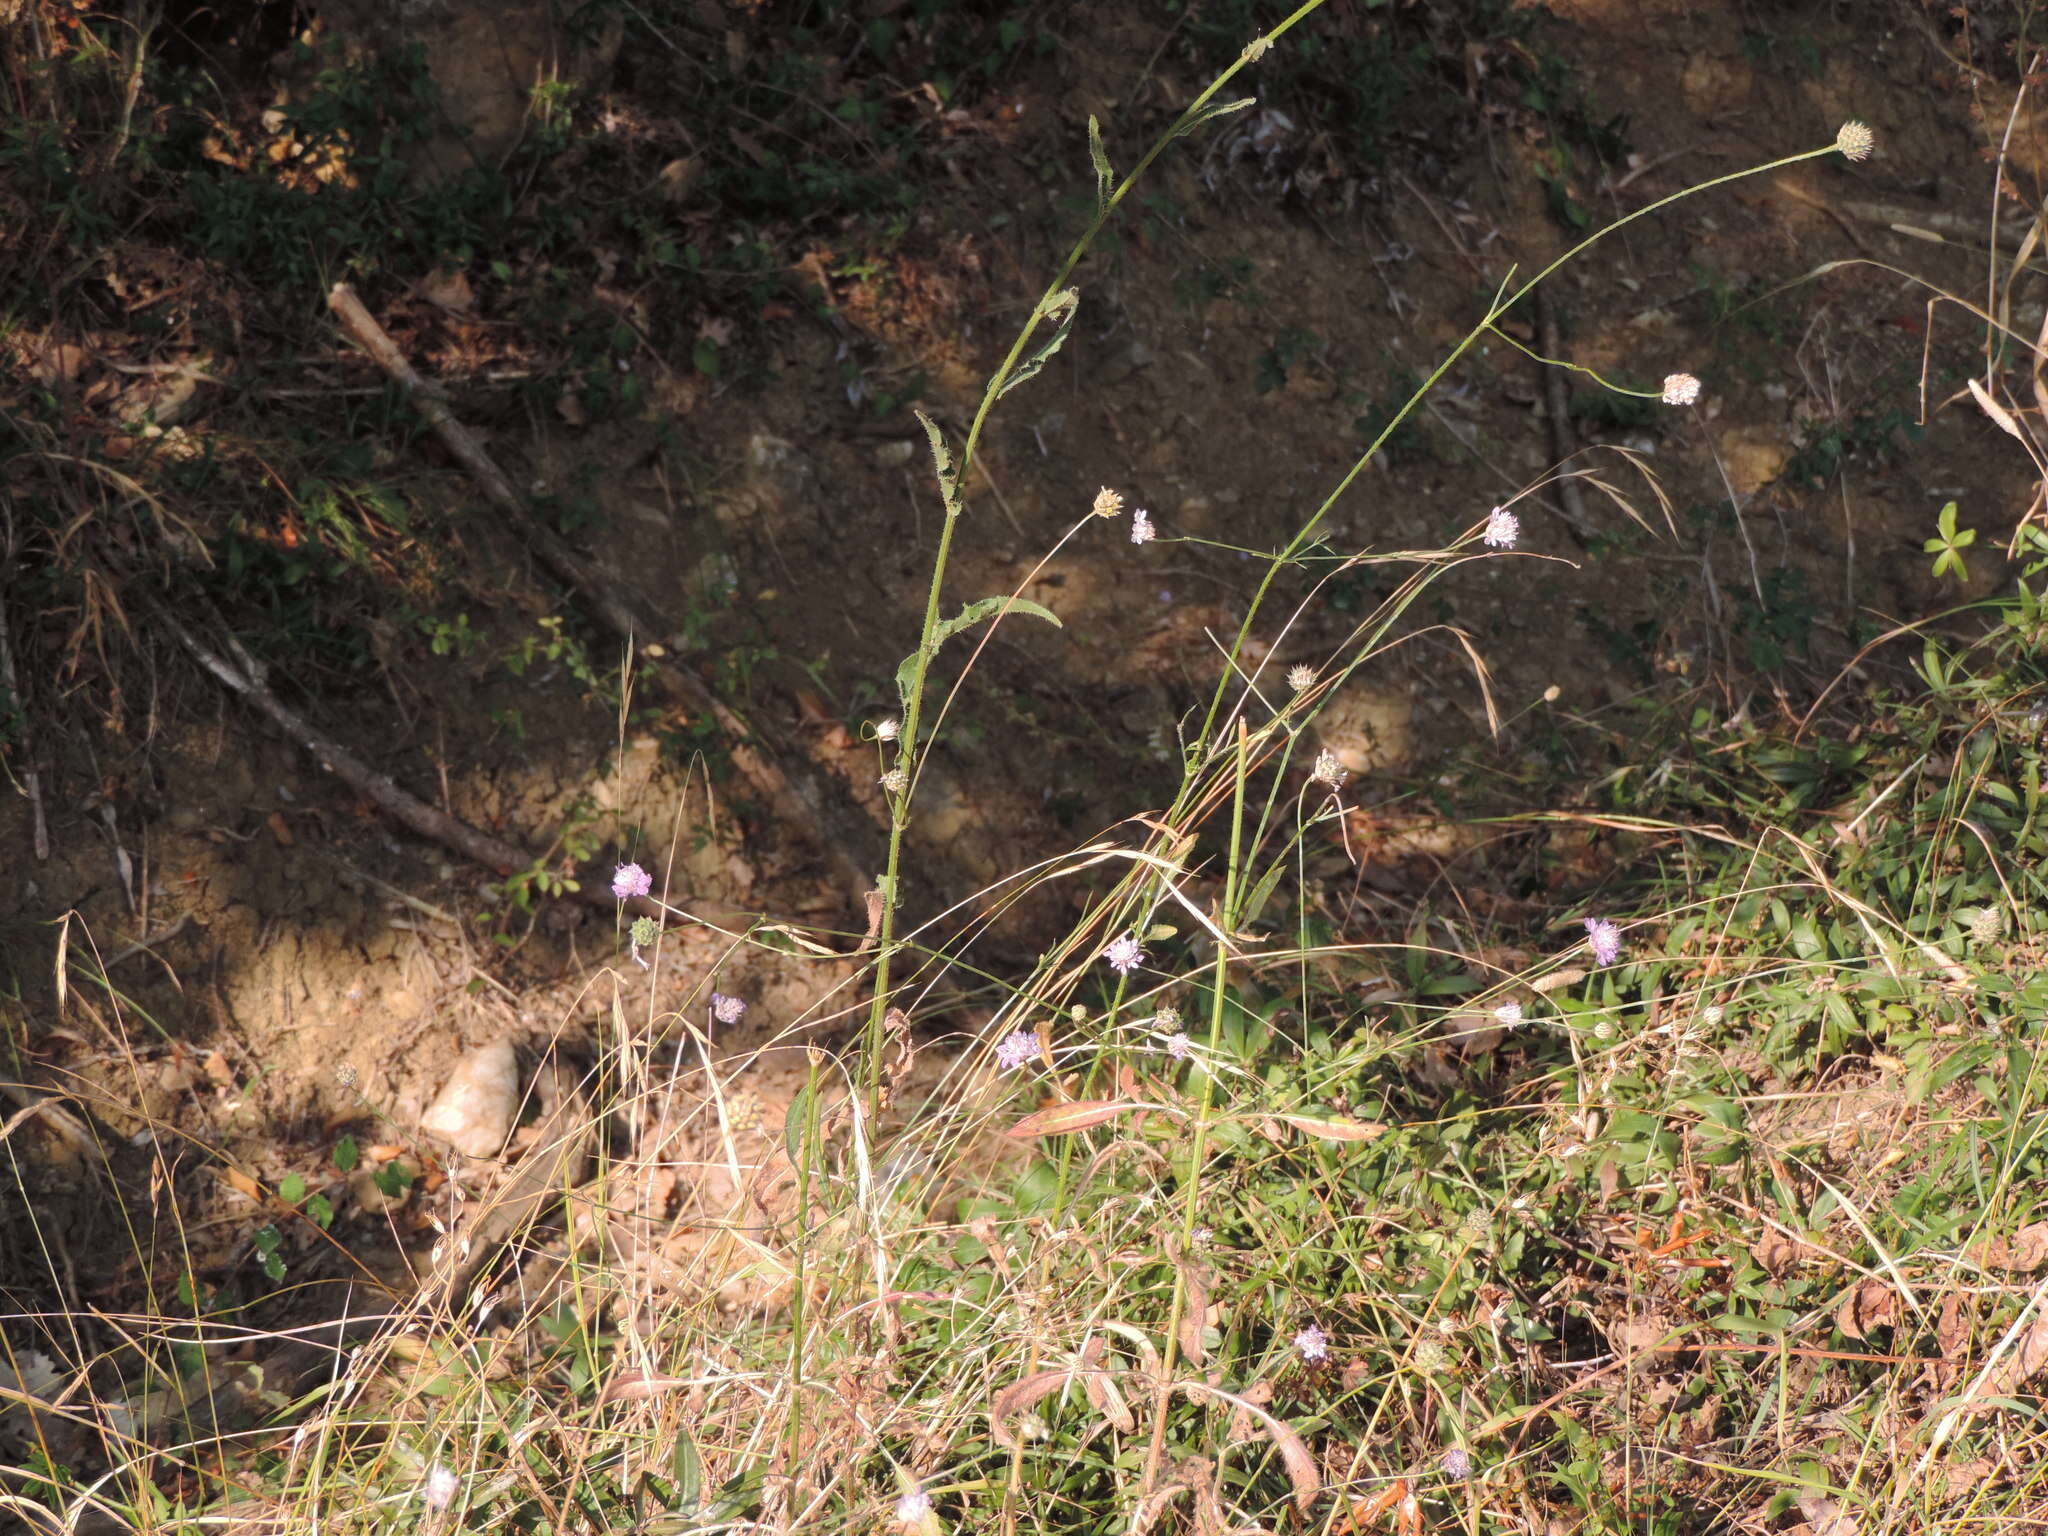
<box><xmin>711</xmin><ymin>993</ymin><xmax>748</xmax><ymax>1025</ymax></box>
<box><xmin>1130</xmin><ymin>507</ymin><xmax>1156</xmax><ymax>545</ymax></box>
<box><xmin>1482</xmin><ymin>505</ymin><xmax>1519</xmax><ymax>549</ymax></box>
<box><xmin>1584</xmin><ymin>917</ymin><xmax>1623</xmax><ymax>967</ymax></box>
<box><xmin>995</xmin><ymin>1028</ymin><xmax>1039</xmax><ymax>1071</ymax></box>
<box><xmin>1164</xmin><ymin>1031</ymin><xmax>1192</xmax><ymax>1061</ymax></box>
<box><xmin>895</xmin><ymin>1491</ymin><xmax>933</xmax><ymax>1526</ymax></box>
<box><xmin>1103</xmin><ymin>933</ymin><xmax>1147</xmax><ymax>976</ymax></box>
<box><xmin>611</xmin><ymin>862</ymin><xmax>652</xmax><ymax>901</ymax></box>
<box><xmin>1440</xmin><ymin>1447</ymin><xmax>1472</xmax><ymax>1481</ymax></box>
<box><xmin>1294</xmin><ymin>1324</ymin><xmax>1330</xmax><ymax>1362</ymax></box>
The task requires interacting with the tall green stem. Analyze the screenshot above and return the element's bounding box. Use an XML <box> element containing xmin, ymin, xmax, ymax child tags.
<box><xmin>859</xmin><ymin>0</ymin><xmax>1332</xmax><ymax>1096</ymax></box>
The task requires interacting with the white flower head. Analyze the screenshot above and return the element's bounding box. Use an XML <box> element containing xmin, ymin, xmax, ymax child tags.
<box><xmin>895</xmin><ymin>1491</ymin><xmax>933</xmax><ymax>1526</ymax></box>
<box><xmin>875</xmin><ymin>717</ymin><xmax>901</xmax><ymax>742</ymax></box>
<box><xmin>1835</xmin><ymin>120</ymin><xmax>1874</xmax><ymax>162</ymax></box>
<box><xmin>1092</xmin><ymin>487</ymin><xmax>1125</xmax><ymax>518</ymax></box>
<box><xmin>1311</xmin><ymin>748</ymin><xmax>1347</xmax><ymax>788</ymax></box>
<box><xmin>1130</xmin><ymin>507</ymin><xmax>1156</xmax><ymax>544</ymax></box>
<box><xmin>1482</xmin><ymin>505</ymin><xmax>1519</xmax><ymax>549</ymax></box>
<box><xmin>1661</xmin><ymin>372</ymin><xmax>1702</xmax><ymax>406</ymax></box>
<box><xmin>1294</xmin><ymin>1324</ymin><xmax>1330</xmax><ymax>1362</ymax></box>
<box><xmin>422</xmin><ymin>1464</ymin><xmax>460</xmax><ymax>1513</ymax></box>
<box><xmin>1493</xmin><ymin>1000</ymin><xmax>1524</xmax><ymax>1028</ymax></box>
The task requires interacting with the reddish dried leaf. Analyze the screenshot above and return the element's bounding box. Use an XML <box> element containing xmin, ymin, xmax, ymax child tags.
<box><xmin>990</xmin><ymin>1369</ymin><xmax>1068</xmax><ymax>1448</ymax></box>
<box><xmin>1007</xmin><ymin>1100</ymin><xmax>1138</xmax><ymax>1138</ymax></box>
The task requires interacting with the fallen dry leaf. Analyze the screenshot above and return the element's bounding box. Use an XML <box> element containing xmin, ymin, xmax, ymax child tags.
<box><xmin>1974</xmin><ymin>1311</ymin><xmax>2048</xmax><ymax>1402</ymax></box>
<box><xmin>1977</xmin><ymin>1221</ymin><xmax>2048</xmax><ymax>1273</ymax></box>
<box><xmin>1751</xmin><ymin>1226</ymin><xmax>1804</xmax><ymax>1277</ymax></box>
<box><xmin>1836</xmin><ymin>1277</ymin><xmax>1902</xmax><ymax>1341</ymax></box>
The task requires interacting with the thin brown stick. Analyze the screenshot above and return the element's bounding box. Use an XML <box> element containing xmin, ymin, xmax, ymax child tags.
<box><xmin>151</xmin><ymin>601</ymin><xmax>621</xmax><ymax>915</ymax></box>
<box><xmin>1532</xmin><ymin>284</ymin><xmax>1598</xmax><ymax>543</ymax></box>
<box><xmin>0</xmin><ymin>577</ymin><xmax>48</xmax><ymax>860</ymax></box>
<box><xmin>325</xmin><ymin>282</ymin><xmax>882</xmax><ymax>908</ymax></box>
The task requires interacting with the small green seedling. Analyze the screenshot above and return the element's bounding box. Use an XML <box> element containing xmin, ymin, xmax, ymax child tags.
<box><xmin>1925</xmin><ymin>500</ymin><xmax>1976</xmax><ymax>582</ymax></box>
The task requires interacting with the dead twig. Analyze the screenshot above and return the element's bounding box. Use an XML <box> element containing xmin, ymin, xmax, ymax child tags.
<box><xmin>148</xmin><ymin>599</ymin><xmax>622</xmax><ymax>916</ymax></box>
<box><xmin>1530</xmin><ymin>285</ymin><xmax>1598</xmax><ymax>543</ymax></box>
<box><xmin>0</xmin><ymin>571</ymin><xmax>49</xmax><ymax>861</ymax></box>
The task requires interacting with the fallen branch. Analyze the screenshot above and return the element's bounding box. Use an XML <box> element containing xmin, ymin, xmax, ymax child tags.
<box><xmin>325</xmin><ymin>283</ymin><xmax>884</xmax><ymax>908</ymax></box>
<box><xmin>150</xmin><ymin>601</ymin><xmax>622</xmax><ymax>916</ymax></box>
<box><xmin>0</xmin><ymin>576</ymin><xmax>49</xmax><ymax>861</ymax></box>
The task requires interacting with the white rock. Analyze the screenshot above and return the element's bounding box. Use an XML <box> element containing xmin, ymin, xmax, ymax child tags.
<box><xmin>419</xmin><ymin>1042</ymin><xmax>520</xmax><ymax>1158</ymax></box>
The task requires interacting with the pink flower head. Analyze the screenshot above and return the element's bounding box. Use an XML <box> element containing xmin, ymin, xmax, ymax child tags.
<box><xmin>611</xmin><ymin>862</ymin><xmax>652</xmax><ymax>901</ymax></box>
<box><xmin>1130</xmin><ymin>507</ymin><xmax>1156</xmax><ymax>544</ymax></box>
<box><xmin>1164</xmin><ymin>1031</ymin><xmax>1191</xmax><ymax>1060</ymax></box>
<box><xmin>1584</xmin><ymin>917</ymin><xmax>1623</xmax><ymax>966</ymax></box>
<box><xmin>1103</xmin><ymin>932</ymin><xmax>1147</xmax><ymax>976</ymax></box>
<box><xmin>710</xmin><ymin>993</ymin><xmax>748</xmax><ymax>1025</ymax></box>
<box><xmin>1294</xmin><ymin>1324</ymin><xmax>1330</xmax><ymax>1362</ymax></box>
<box><xmin>995</xmin><ymin>1028</ymin><xmax>1038</xmax><ymax>1071</ymax></box>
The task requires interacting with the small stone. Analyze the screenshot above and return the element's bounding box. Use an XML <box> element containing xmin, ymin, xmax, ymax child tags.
<box><xmin>419</xmin><ymin>1041</ymin><xmax>520</xmax><ymax>1159</ymax></box>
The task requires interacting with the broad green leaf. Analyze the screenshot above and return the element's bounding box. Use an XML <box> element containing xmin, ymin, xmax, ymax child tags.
<box><xmin>278</xmin><ymin>1172</ymin><xmax>306</xmax><ymax>1204</ymax></box>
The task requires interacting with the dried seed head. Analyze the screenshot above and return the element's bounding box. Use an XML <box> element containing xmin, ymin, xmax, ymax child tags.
<box><xmin>879</xmin><ymin>768</ymin><xmax>909</xmax><ymax>795</ymax></box>
<box><xmin>1311</xmin><ymin>748</ymin><xmax>1348</xmax><ymax>788</ymax></box>
<box><xmin>1661</xmin><ymin>372</ymin><xmax>1702</xmax><ymax>406</ymax></box>
<box><xmin>1092</xmin><ymin>487</ymin><xmax>1125</xmax><ymax>518</ymax></box>
<box><xmin>1835</xmin><ymin>120</ymin><xmax>1874</xmax><ymax>162</ymax></box>
<box><xmin>1970</xmin><ymin>905</ymin><xmax>2006</xmax><ymax>944</ymax></box>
